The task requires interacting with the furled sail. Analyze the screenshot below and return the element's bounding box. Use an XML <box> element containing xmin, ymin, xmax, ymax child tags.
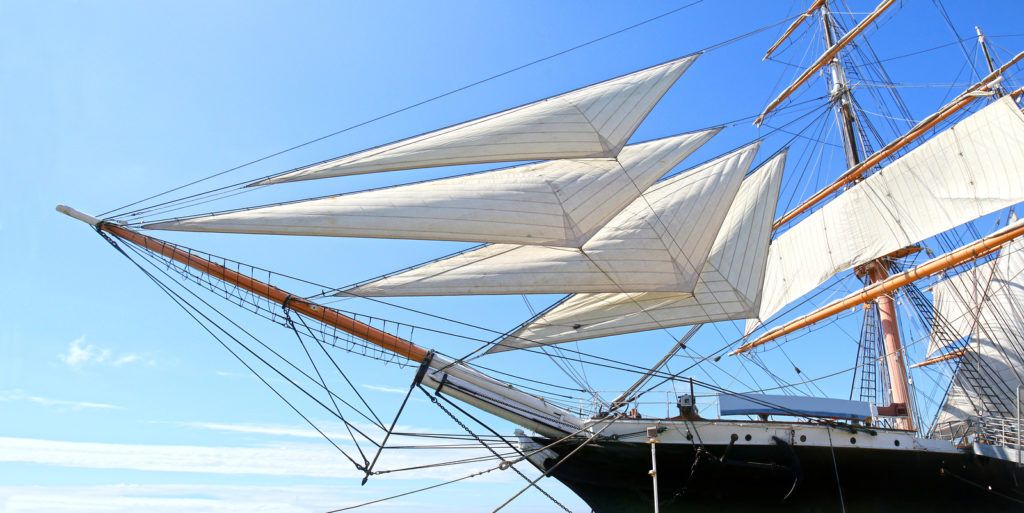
<box><xmin>341</xmin><ymin>142</ymin><xmax>760</xmax><ymax>296</ymax></box>
<box><xmin>492</xmin><ymin>151</ymin><xmax>785</xmax><ymax>352</ymax></box>
<box><xmin>143</xmin><ymin>130</ymin><xmax>720</xmax><ymax>246</ymax></box>
<box><xmin>253</xmin><ymin>55</ymin><xmax>698</xmax><ymax>185</ymax></box>
<box><xmin>931</xmin><ymin>237</ymin><xmax>1024</xmax><ymax>436</ymax></box>
<box><xmin>751</xmin><ymin>96</ymin><xmax>1024</xmax><ymax>332</ymax></box>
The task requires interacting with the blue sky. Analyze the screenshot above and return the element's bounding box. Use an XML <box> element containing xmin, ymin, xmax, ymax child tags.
<box><xmin>3</xmin><ymin>1</ymin><xmax>1024</xmax><ymax>512</ymax></box>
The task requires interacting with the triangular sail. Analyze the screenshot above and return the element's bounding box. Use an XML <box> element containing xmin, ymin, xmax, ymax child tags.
<box><xmin>254</xmin><ymin>55</ymin><xmax>698</xmax><ymax>185</ymax></box>
<box><xmin>932</xmin><ymin>238</ymin><xmax>1024</xmax><ymax>435</ymax></box>
<box><xmin>751</xmin><ymin>96</ymin><xmax>1024</xmax><ymax>332</ymax></box>
<box><xmin>492</xmin><ymin>151</ymin><xmax>785</xmax><ymax>351</ymax></box>
<box><xmin>341</xmin><ymin>143</ymin><xmax>759</xmax><ymax>296</ymax></box>
<box><xmin>144</xmin><ymin>130</ymin><xmax>720</xmax><ymax>246</ymax></box>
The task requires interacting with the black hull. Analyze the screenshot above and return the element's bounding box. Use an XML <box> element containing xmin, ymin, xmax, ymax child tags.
<box><xmin>535</xmin><ymin>437</ymin><xmax>1024</xmax><ymax>512</ymax></box>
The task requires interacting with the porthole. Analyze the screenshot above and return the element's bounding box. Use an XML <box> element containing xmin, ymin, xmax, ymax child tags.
<box><xmin>744</xmin><ymin>434</ymin><xmax>752</xmax><ymax>441</ymax></box>
<box><xmin>799</xmin><ymin>435</ymin><xmax>807</xmax><ymax>442</ymax></box>
<box><xmin>850</xmin><ymin>437</ymin><xmax>857</xmax><ymax>445</ymax></box>
<box><xmin>894</xmin><ymin>440</ymin><xmax>900</xmax><ymax>447</ymax></box>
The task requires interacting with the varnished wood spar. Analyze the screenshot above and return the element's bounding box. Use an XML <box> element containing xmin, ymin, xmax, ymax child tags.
<box><xmin>100</xmin><ymin>222</ymin><xmax>431</xmax><ymax>363</ymax></box>
<box><xmin>763</xmin><ymin>0</ymin><xmax>825</xmax><ymax>61</ymax></box>
<box><xmin>772</xmin><ymin>72</ymin><xmax>1024</xmax><ymax>230</ymax></box>
<box><xmin>911</xmin><ymin>348</ymin><xmax>967</xmax><ymax>369</ymax></box>
<box><xmin>731</xmin><ymin>220</ymin><xmax>1024</xmax><ymax>355</ymax></box>
<box><xmin>754</xmin><ymin>0</ymin><xmax>895</xmax><ymax>126</ymax></box>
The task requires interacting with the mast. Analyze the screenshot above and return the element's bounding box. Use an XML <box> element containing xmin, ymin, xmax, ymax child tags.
<box><xmin>820</xmin><ymin>5</ymin><xmax>862</xmax><ymax>170</ymax></box>
<box><xmin>977</xmin><ymin>26</ymin><xmax>1007</xmax><ymax>98</ymax></box>
<box><xmin>819</xmin><ymin>3</ymin><xmax>914</xmax><ymax>429</ymax></box>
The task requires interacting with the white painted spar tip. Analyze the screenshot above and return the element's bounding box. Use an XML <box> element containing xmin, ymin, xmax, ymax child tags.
<box><xmin>56</xmin><ymin>204</ymin><xmax>101</xmax><ymax>226</ymax></box>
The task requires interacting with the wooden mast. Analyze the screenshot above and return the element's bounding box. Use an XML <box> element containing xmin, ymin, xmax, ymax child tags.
<box><xmin>977</xmin><ymin>26</ymin><xmax>1007</xmax><ymax>98</ymax></box>
<box><xmin>817</xmin><ymin>2</ymin><xmax>914</xmax><ymax>429</ymax></box>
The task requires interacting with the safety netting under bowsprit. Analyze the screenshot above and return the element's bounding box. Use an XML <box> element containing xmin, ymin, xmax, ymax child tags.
<box><xmin>107</xmin><ymin>231</ymin><xmax>417</xmax><ymax>369</ymax></box>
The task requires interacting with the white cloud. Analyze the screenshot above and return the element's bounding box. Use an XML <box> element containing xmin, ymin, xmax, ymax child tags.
<box><xmin>363</xmin><ymin>385</ymin><xmax>408</xmax><ymax>394</ymax></box>
<box><xmin>112</xmin><ymin>354</ymin><xmax>141</xmax><ymax>366</ymax></box>
<box><xmin>0</xmin><ymin>390</ymin><xmax>120</xmax><ymax>410</ymax></box>
<box><xmin>59</xmin><ymin>337</ymin><xmax>110</xmax><ymax>367</ymax></box>
<box><xmin>0</xmin><ymin>482</ymin><xmax>582</xmax><ymax>513</ymax></box>
<box><xmin>59</xmin><ymin>337</ymin><xmax>150</xmax><ymax>368</ymax></box>
<box><xmin>362</xmin><ymin>384</ymin><xmax>427</xmax><ymax>402</ymax></box>
<box><xmin>0</xmin><ymin>484</ymin><xmax>433</xmax><ymax>513</ymax></box>
<box><xmin>0</xmin><ymin>436</ymin><xmax>522</xmax><ymax>482</ymax></box>
<box><xmin>0</xmin><ymin>436</ymin><xmax>361</xmax><ymax>479</ymax></box>
<box><xmin>175</xmin><ymin>421</ymin><xmax>349</xmax><ymax>440</ymax></box>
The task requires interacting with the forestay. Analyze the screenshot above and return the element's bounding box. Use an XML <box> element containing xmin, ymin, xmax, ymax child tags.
<box><xmin>492</xmin><ymin>151</ymin><xmax>785</xmax><ymax>351</ymax></box>
<box><xmin>253</xmin><ymin>55</ymin><xmax>698</xmax><ymax>184</ymax></box>
<box><xmin>341</xmin><ymin>143</ymin><xmax>759</xmax><ymax>296</ymax></box>
<box><xmin>144</xmin><ymin>130</ymin><xmax>719</xmax><ymax>246</ymax></box>
<box><xmin>751</xmin><ymin>96</ymin><xmax>1024</xmax><ymax>333</ymax></box>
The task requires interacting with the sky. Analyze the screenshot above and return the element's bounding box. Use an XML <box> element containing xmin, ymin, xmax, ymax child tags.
<box><xmin>3</xmin><ymin>1</ymin><xmax>1024</xmax><ymax>512</ymax></box>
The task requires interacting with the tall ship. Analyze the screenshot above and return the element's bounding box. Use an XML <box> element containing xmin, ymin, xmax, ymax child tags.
<box><xmin>59</xmin><ymin>1</ymin><xmax>1024</xmax><ymax>511</ymax></box>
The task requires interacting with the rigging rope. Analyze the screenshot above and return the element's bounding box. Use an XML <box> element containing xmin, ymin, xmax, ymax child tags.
<box><xmin>423</xmin><ymin>385</ymin><xmax>573</xmax><ymax>513</ymax></box>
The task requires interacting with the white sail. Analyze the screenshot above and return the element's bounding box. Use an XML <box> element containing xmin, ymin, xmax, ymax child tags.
<box><xmin>932</xmin><ymin>238</ymin><xmax>1024</xmax><ymax>433</ymax></box>
<box><xmin>143</xmin><ymin>130</ymin><xmax>720</xmax><ymax>246</ymax></box>
<box><xmin>492</xmin><ymin>151</ymin><xmax>785</xmax><ymax>351</ymax></box>
<box><xmin>928</xmin><ymin>259</ymin><xmax>997</xmax><ymax>357</ymax></box>
<box><xmin>341</xmin><ymin>143</ymin><xmax>759</xmax><ymax>296</ymax></box>
<box><xmin>751</xmin><ymin>96</ymin><xmax>1024</xmax><ymax>332</ymax></box>
<box><xmin>254</xmin><ymin>55</ymin><xmax>698</xmax><ymax>185</ymax></box>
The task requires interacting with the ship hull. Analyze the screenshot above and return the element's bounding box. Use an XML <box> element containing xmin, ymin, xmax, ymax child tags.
<box><xmin>532</xmin><ymin>436</ymin><xmax>1024</xmax><ymax>512</ymax></box>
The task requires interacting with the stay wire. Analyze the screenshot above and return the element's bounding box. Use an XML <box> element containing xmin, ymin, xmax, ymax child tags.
<box><xmin>284</xmin><ymin>307</ymin><xmax>371</xmax><ymax>466</ymax></box>
<box><xmin>825</xmin><ymin>427</ymin><xmax>848</xmax><ymax>513</ymax></box>
<box><xmin>931</xmin><ymin>0</ymin><xmax>981</xmax><ymax>82</ymax></box>
<box><xmin>120</xmin><ymin>234</ymin><xmax>389</xmax><ymax>436</ymax></box>
<box><xmin>292</xmin><ymin>307</ymin><xmax>387</xmax><ymax>427</ymax></box>
<box><xmin>330</xmin><ymin>418</ymin><xmax>607</xmax><ymax>512</ymax></box>
<box><xmin>423</xmin><ymin>385</ymin><xmax>573</xmax><ymax>513</ymax></box>
<box><xmin>98</xmin><ymin>230</ymin><xmax>369</xmax><ymax>470</ymax></box>
<box><xmin>491</xmin><ymin>414</ymin><xmax>623</xmax><ymax>513</ymax></box>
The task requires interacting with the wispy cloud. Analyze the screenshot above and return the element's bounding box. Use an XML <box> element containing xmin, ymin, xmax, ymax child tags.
<box><xmin>0</xmin><ymin>390</ymin><xmax>120</xmax><ymax>410</ymax></box>
<box><xmin>0</xmin><ymin>484</ymin><xmax>439</xmax><ymax>513</ymax></box>
<box><xmin>363</xmin><ymin>384</ymin><xmax>409</xmax><ymax>394</ymax></box>
<box><xmin>362</xmin><ymin>384</ymin><xmax>427</xmax><ymax>402</ymax></box>
<box><xmin>214</xmin><ymin>370</ymin><xmax>253</xmax><ymax>378</ymax></box>
<box><xmin>0</xmin><ymin>436</ymin><xmax>517</xmax><ymax>482</ymax></box>
<box><xmin>59</xmin><ymin>336</ymin><xmax>151</xmax><ymax>368</ymax></box>
<box><xmin>174</xmin><ymin>421</ymin><xmax>349</xmax><ymax>440</ymax></box>
<box><xmin>0</xmin><ymin>481</ymin><xmax>577</xmax><ymax>513</ymax></box>
<box><xmin>0</xmin><ymin>436</ymin><xmax>361</xmax><ymax>479</ymax></box>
